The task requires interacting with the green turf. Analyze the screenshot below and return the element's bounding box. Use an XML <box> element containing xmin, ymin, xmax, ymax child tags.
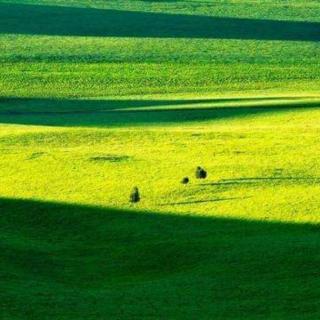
<box><xmin>1</xmin><ymin>0</ymin><xmax>320</xmax><ymax>319</ymax></box>
<box><xmin>2</xmin><ymin>198</ymin><xmax>320</xmax><ymax>319</ymax></box>
<box><xmin>1</xmin><ymin>0</ymin><xmax>320</xmax><ymax>97</ymax></box>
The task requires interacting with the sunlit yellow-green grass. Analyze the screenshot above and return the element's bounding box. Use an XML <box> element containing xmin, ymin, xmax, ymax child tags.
<box><xmin>1</xmin><ymin>96</ymin><xmax>320</xmax><ymax>224</ymax></box>
<box><xmin>2</xmin><ymin>0</ymin><xmax>320</xmax><ymax>318</ymax></box>
<box><xmin>2</xmin><ymin>96</ymin><xmax>320</xmax><ymax>319</ymax></box>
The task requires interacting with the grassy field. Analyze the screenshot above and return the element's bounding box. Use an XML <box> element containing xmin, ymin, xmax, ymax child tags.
<box><xmin>1</xmin><ymin>0</ymin><xmax>320</xmax><ymax>319</ymax></box>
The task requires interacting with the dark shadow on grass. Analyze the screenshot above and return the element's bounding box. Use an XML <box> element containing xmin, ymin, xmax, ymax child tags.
<box><xmin>1</xmin><ymin>197</ymin><xmax>320</xmax><ymax>319</ymax></box>
<box><xmin>202</xmin><ymin>176</ymin><xmax>320</xmax><ymax>188</ymax></box>
<box><xmin>0</xmin><ymin>97</ymin><xmax>319</xmax><ymax>127</ymax></box>
<box><xmin>161</xmin><ymin>196</ymin><xmax>244</xmax><ymax>205</ymax></box>
<box><xmin>2</xmin><ymin>96</ymin><xmax>303</xmax><ymax>114</ymax></box>
<box><xmin>1</xmin><ymin>3</ymin><xmax>319</xmax><ymax>41</ymax></box>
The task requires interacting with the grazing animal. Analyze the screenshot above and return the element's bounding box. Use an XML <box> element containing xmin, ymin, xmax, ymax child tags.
<box><xmin>130</xmin><ymin>187</ymin><xmax>140</xmax><ymax>203</ymax></box>
<box><xmin>181</xmin><ymin>177</ymin><xmax>189</xmax><ymax>184</ymax></box>
<box><xmin>196</xmin><ymin>166</ymin><xmax>207</xmax><ymax>179</ymax></box>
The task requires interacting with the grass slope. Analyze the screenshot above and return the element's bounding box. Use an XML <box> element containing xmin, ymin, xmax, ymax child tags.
<box><xmin>1</xmin><ymin>0</ymin><xmax>320</xmax><ymax>97</ymax></box>
<box><xmin>2</xmin><ymin>198</ymin><xmax>320</xmax><ymax>319</ymax></box>
<box><xmin>0</xmin><ymin>98</ymin><xmax>320</xmax><ymax>223</ymax></box>
<box><xmin>1</xmin><ymin>0</ymin><xmax>320</xmax><ymax>319</ymax></box>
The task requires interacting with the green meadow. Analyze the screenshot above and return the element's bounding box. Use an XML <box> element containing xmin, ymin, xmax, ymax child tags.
<box><xmin>1</xmin><ymin>0</ymin><xmax>320</xmax><ymax>319</ymax></box>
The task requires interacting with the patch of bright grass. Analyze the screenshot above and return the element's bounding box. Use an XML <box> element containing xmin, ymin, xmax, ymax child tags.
<box><xmin>1</xmin><ymin>0</ymin><xmax>320</xmax><ymax>318</ymax></box>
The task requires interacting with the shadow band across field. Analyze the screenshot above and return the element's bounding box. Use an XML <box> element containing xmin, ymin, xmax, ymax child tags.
<box><xmin>1</xmin><ymin>197</ymin><xmax>320</xmax><ymax>319</ymax></box>
<box><xmin>202</xmin><ymin>176</ymin><xmax>320</xmax><ymax>188</ymax></box>
<box><xmin>0</xmin><ymin>97</ymin><xmax>319</xmax><ymax>127</ymax></box>
<box><xmin>1</xmin><ymin>3</ymin><xmax>320</xmax><ymax>41</ymax></box>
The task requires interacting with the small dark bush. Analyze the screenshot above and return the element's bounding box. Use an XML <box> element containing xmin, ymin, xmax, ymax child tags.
<box><xmin>130</xmin><ymin>187</ymin><xmax>140</xmax><ymax>203</ymax></box>
<box><xmin>196</xmin><ymin>166</ymin><xmax>207</xmax><ymax>179</ymax></box>
<box><xmin>181</xmin><ymin>177</ymin><xmax>189</xmax><ymax>184</ymax></box>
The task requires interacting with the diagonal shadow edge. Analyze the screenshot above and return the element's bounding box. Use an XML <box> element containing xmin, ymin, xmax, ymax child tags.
<box><xmin>2</xmin><ymin>197</ymin><xmax>320</xmax><ymax>318</ymax></box>
<box><xmin>0</xmin><ymin>96</ymin><xmax>319</xmax><ymax>127</ymax></box>
<box><xmin>0</xmin><ymin>3</ymin><xmax>319</xmax><ymax>41</ymax></box>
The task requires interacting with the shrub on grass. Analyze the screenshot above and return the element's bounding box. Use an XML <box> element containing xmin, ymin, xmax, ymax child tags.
<box><xmin>130</xmin><ymin>187</ymin><xmax>140</xmax><ymax>203</ymax></box>
<box><xmin>181</xmin><ymin>177</ymin><xmax>189</xmax><ymax>184</ymax></box>
<box><xmin>196</xmin><ymin>166</ymin><xmax>207</xmax><ymax>179</ymax></box>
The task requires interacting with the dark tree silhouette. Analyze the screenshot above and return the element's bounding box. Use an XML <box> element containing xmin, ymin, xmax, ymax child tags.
<box><xmin>196</xmin><ymin>166</ymin><xmax>207</xmax><ymax>179</ymax></box>
<box><xmin>130</xmin><ymin>187</ymin><xmax>140</xmax><ymax>203</ymax></box>
<box><xmin>181</xmin><ymin>177</ymin><xmax>189</xmax><ymax>184</ymax></box>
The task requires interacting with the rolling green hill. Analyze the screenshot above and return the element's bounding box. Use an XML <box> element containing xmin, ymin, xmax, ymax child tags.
<box><xmin>1</xmin><ymin>1</ymin><xmax>320</xmax><ymax>319</ymax></box>
<box><xmin>2</xmin><ymin>198</ymin><xmax>320</xmax><ymax>319</ymax></box>
<box><xmin>1</xmin><ymin>0</ymin><xmax>320</xmax><ymax>97</ymax></box>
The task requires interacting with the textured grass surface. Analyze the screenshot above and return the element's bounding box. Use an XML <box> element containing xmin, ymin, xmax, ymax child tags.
<box><xmin>2</xmin><ymin>198</ymin><xmax>320</xmax><ymax>319</ymax></box>
<box><xmin>0</xmin><ymin>98</ymin><xmax>320</xmax><ymax>223</ymax></box>
<box><xmin>1</xmin><ymin>0</ymin><xmax>320</xmax><ymax>319</ymax></box>
<box><xmin>1</xmin><ymin>0</ymin><xmax>320</xmax><ymax>97</ymax></box>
